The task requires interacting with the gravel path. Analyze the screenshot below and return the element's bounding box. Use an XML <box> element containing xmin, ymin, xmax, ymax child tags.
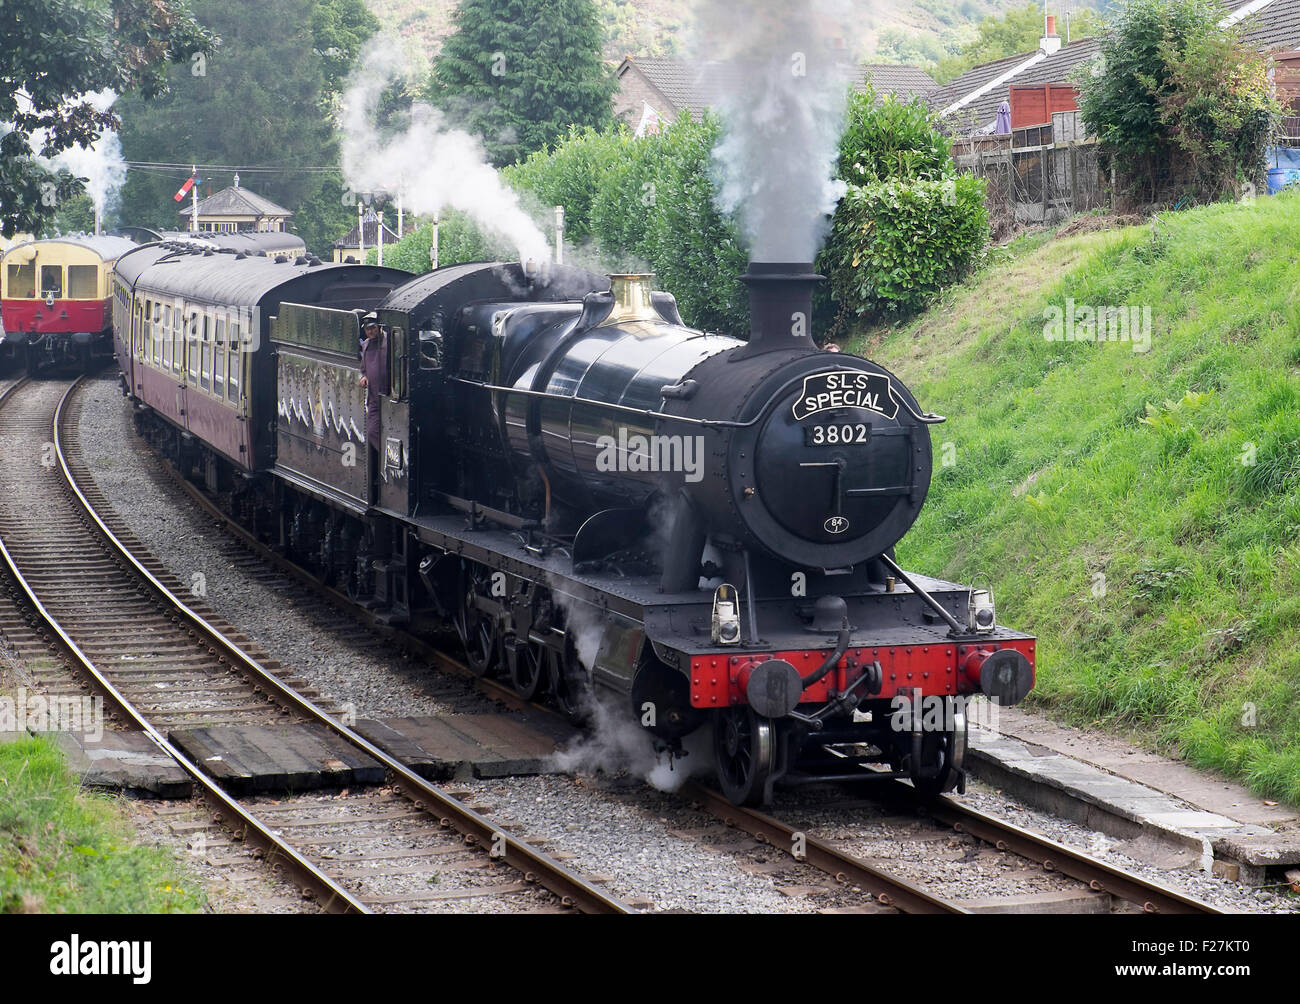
<box><xmin>75</xmin><ymin>377</ymin><xmax>481</xmax><ymax>720</ymax></box>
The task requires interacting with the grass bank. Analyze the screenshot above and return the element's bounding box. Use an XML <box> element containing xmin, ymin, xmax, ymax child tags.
<box><xmin>845</xmin><ymin>193</ymin><xmax>1300</xmax><ymax>803</ymax></box>
<box><xmin>0</xmin><ymin>736</ymin><xmax>204</xmax><ymax>912</ymax></box>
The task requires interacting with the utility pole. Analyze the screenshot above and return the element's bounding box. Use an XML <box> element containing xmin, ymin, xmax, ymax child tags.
<box><xmin>357</xmin><ymin>201</ymin><xmax>365</xmax><ymax>260</ymax></box>
<box><xmin>377</xmin><ymin>210</ymin><xmax>384</xmax><ymax>267</ymax></box>
<box><xmin>191</xmin><ymin>164</ymin><xmax>199</xmax><ymax>233</ymax></box>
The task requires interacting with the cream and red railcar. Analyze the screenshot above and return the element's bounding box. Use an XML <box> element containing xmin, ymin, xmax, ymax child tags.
<box><xmin>1</xmin><ymin>235</ymin><xmax>136</xmax><ymax>370</ymax></box>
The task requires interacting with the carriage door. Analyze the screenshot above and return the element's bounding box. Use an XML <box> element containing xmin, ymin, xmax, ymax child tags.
<box><xmin>378</xmin><ymin>319</ymin><xmax>411</xmax><ymax>516</ymax></box>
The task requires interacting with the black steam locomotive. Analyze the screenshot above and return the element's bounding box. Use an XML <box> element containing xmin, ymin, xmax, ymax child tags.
<box><xmin>113</xmin><ymin>246</ymin><xmax>1035</xmax><ymax>805</ymax></box>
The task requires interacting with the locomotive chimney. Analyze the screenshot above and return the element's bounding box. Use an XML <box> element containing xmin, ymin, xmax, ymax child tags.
<box><xmin>735</xmin><ymin>262</ymin><xmax>822</xmax><ymax>358</ymax></box>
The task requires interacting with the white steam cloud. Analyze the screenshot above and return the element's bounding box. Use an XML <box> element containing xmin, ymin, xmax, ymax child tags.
<box><xmin>26</xmin><ymin>89</ymin><xmax>128</xmax><ymax>232</ymax></box>
<box><xmin>545</xmin><ymin>584</ymin><xmax>712</xmax><ymax>793</ymax></box>
<box><xmin>339</xmin><ymin>37</ymin><xmax>549</xmax><ymax>265</ymax></box>
<box><xmin>695</xmin><ymin>0</ymin><xmax>858</xmax><ymax>262</ymax></box>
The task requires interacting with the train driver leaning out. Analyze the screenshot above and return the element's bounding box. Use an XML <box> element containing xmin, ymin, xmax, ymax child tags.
<box><xmin>358</xmin><ymin>312</ymin><xmax>389</xmax><ymax>492</ymax></box>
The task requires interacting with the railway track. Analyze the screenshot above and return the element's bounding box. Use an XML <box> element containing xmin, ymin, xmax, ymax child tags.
<box><xmin>683</xmin><ymin>781</ymin><xmax>1220</xmax><ymax>914</ymax></box>
<box><xmin>0</xmin><ymin>377</ymin><xmax>631</xmax><ymax>914</ymax></box>
<box><xmin>66</xmin><ymin>376</ymin><xmax>1223</xmax><ymax>915</ymax></box>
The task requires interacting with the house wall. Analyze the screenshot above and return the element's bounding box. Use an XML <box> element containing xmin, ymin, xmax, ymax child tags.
<box><xmin>1275</xmin><ymin>51</ymin><xmax>1300</xmax><ymax>113</ymax></box>
<box><xmin>614</xmin><ymin>66</ymin><xmax>676</xmax><ymax>126</ymax></box>
<box><xmin>1009</xmin><ymin>83</ymin><xmax>1079</xmax><ymax>129</ymax></box>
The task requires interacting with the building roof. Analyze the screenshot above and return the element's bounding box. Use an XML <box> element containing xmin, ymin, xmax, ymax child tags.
<box><xmin>618</xmin><ymin>56</ymin><xmax>937</xmax><ymax>121</ymax></box>
<box><xmin>1239</xmin><ymin>0</ymin><xmax>1300</xmax><ymax>51</ymax></box>
<box><xmin>932</xmin><ymin>0</ymin><xmax>1300</xmax><ymax>134</ymax></box>
<box><xmin>178</xmin><ymin>184</ymin><xmax>292</xmax><ymax>220</ymax></box>
<box><xmin>860</xmin><ymin>63</ymin><xmax>939</xmax><ymax>100</ymax></box>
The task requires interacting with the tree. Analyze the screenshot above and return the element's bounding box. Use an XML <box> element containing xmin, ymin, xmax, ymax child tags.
<box><xmin>426</xmin><ymin>0</ymin><xmax>615</xmax><ymax>166</ymax></box>
<box><xmin>0</xmin><ymin>0</ymin><xmax>213</xmax><ymax>233</ymax></box>
<box><xmin>934</xmin><ymin>3</ymin><xmax>1101</xmax><ymax>84</ymax></box>
<box><xmin>1078</xmin><ymin>0</ymin><xmax>1280</xmax><ymax>206</ymax></box>
<box><xmin>114</xmin><ymin>0</ymin><xmax>377</xmax><ymax>249</ymax></box>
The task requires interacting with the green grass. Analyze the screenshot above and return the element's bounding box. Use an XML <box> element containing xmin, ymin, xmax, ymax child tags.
<box><xmin>0</xmin><ymin>737</ymin><xmax>205</xmax><ymax>913</ymax></box>
<box><xmin>845</xmin><ymin>192</ymin><xmax>1300</xmax><ymax>804</ymax></box>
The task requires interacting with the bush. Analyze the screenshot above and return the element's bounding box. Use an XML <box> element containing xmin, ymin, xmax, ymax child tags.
<box><xmin>511</xmin><ymin>115</ymin><xmax>750</xmax><ymax>335</ymax></box>
<box><xmin>366</xmin><ymin>208</ymin><xmax>513</xmax><ymax>270</ymax></box>
<box><xmin>1078</xmin><ymin>0</ymin><xmax>1280</xmax><ymax>206</ymax></box>
<box><xmin>826</xmin><ymin>173</ymin><xmax>990</xmax><ymax>317</ymax></box>
<box><xmin>837</xmin><ymin>88</ymin><xmax>952</xmax><ymax>183</ymax></box>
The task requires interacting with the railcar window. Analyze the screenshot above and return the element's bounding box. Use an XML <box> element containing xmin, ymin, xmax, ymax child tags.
<box><xmin>40</xmin><ymin>265</ymin><xmax>62</xmax><ymax>299</ymax></box>
<box><xmin>7</xmin><ymin>262</ymin><xmax>35</xmax><ymax>297</ymax></box>
<box><xmin>153</xmin><ymin>303</ymin><xmax>163</xmax><ymax>365</ymax></box>
<box><xmin>143</xmin><ymin>299</ymin><xmax>152</xmax><ymax>361</ymax></box>
<box><xmin>67</xmin><ymin>265</ymin><xmax>98</xmax><ymax>299</ymax></box>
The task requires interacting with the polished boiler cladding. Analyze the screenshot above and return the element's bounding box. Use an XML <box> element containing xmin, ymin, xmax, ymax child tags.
<box><xmin>113</xmin><ymin>250</ymin><xmax>1036</xmax><ymax>807</ymax></box>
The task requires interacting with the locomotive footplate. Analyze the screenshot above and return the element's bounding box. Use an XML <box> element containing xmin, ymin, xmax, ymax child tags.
<box><xmin>402</xmin><ymin>509</ymin><xmax>1036</xmax><ymax>711</ymax></box>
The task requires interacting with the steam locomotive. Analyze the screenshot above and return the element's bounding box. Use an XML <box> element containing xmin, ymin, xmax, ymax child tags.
<box><xmin>112</xmin><ymin>245</ymin><xmax>1036</xmax><ymax>805</ymax></box>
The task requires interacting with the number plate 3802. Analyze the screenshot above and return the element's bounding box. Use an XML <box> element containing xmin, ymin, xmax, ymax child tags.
<box><xmin>804</xmin><ymin>423</ymin><xmax>870</xmax><ymax>446</ymax></box>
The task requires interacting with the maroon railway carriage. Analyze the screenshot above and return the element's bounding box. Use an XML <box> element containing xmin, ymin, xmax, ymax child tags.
<box><xmin>111</xmin><ymin>242</ymin><xmax>410</xmax><ymax>488</ymax></box>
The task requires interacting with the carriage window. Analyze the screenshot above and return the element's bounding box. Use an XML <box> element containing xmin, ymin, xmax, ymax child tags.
<box><xmin>214</xmin><ymin>319</ymin><xmax>226</xmax><ymax>396</ymax></box>
<box><xmin>228</xmin><ymin>350</ymin><xmax>240</xmax><ymax>402</ymax></box>
<box><xmin>68</xmin><ymin>265</ymin><xmax>98</xmax><ymax>299</ymax></box>
<box><xmin>173</xmin><ymin>306</ymin><xmax>183</xmax><ymax>374</ymax></box>
<box><xmin>7</xmin><ymin>263</ymin><xmax>35</xmax><ymax>298</ymax></box>
<box><xmin>187</xmin><ymin>312</ymin><xmax>199</xmax><ymax>381</ymax></box>
<box><xmin>200</xmin><ymin>316</ymin><xmax>211</xmax><ymax>392</ymax></box>
<box><xmin>142</xmin><ymin>299</ymin><xmax>152</xmax><ymax>360</ymax></box>
<box><xmin>153</xmin><ymin>303</ymin><xmax>163</xmax><ymax>365</ymax></box>
<box><xmin>389</xmin><ymin>327</ymin><xmax>406</xmax><ymax>400</ymax></box>
<box><xmin>162</xmin><ymin>319</ymin><xmax>172</xmax><ymax>369</ymax></box>
<box><xmin>39</xmin><ymin>265</ymin><xmax>62</xmax><ymax>299</ymax></box>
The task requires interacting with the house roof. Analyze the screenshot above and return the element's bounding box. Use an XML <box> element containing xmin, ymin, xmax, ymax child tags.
<box><xmin>178</xmin><ymin>184</ymin><xmax>292</xmax><ymax>220</ymax></box>
<box><xmin>860</xmin><ymin>64</ymin><xmax>939</xmax><ymax>100</ymax></box>
<box><xmin>1239</xmin><ymin>0</ymin><xmax>1300</xmax><ymax>51</ymax></box>
<box><xmin>933</xmin><ymin>0</ymin><xmax>1300</xmax><ymax>134</ymax></box>
<box><xmin>618</xmin><ymin>56</ymin><xmax>937</xmax><ymax>120</ymax></box>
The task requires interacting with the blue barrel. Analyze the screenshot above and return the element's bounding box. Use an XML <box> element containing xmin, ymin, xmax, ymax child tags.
<box><xmin>1267</xmin><ymin>168</ymin><xmax>1300</xmax><ymax>194</ymax></box>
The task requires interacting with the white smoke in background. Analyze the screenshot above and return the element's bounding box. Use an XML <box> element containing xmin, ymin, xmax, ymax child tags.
<box><xmin>694</xmin><ymin>0</ymin><xmax>858</xmax><ymax>262</ymax></box>
<box><xmin>26</xmin><ymin>89</ymin><xmax>128</xmax><ymax>232</ymax></box>
<box><xmin>339</xmin><ymin>37</ymin><xmax>550</xmax><ymax>265</ymax></box>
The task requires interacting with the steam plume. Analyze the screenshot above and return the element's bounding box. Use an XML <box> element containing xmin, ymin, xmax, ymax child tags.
<box><xmin>339</xmin><ymin>37</ymin><xmax>549</xmax><ymax>265</ymax></box>
<box><xmin>694</xmin><ymin>0</ymin><xmax>857</xmax><ymax>262</ymax></box>
<box><xmin>28</xmin><ymin>89</ymin><xmax>128</xmax><ymax>232</ymax></box>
